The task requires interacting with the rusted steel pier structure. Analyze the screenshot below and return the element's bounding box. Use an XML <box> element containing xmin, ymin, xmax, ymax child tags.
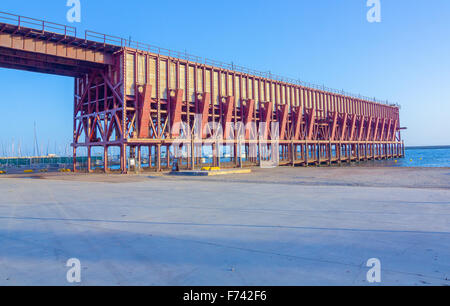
<box><xmin>0</xmin><ymin>12</ymin><xmax>404</xmax><ymax>173</ymax></box>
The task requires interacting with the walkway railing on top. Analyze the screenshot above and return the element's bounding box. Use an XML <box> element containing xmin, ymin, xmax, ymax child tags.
<box><xmin>0</xmin><ymin>10</ymin><xmax>398</xmax><ymax>108</ymax></box>
<box><xmin>85</xmin><ymin>31</ymin><xmax>399</xmax><ymax>108</ymax></box>
<box><xmin>0</xmin><ymin>11</ymin><xmax>76</xmax><ymax>37</ymax></box>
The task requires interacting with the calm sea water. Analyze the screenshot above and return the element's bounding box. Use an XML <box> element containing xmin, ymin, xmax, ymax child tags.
<box><xmin>367</xmin><ymin>147</ymin><xmax>450</xmax><ymax>168</ymax></box>
<box><xmin>83</xmin><ymin>146</ymin><xmax>450</xmax><ymax>171</ymax></box>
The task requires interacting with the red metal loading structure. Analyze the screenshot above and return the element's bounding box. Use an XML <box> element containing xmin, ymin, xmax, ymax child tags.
<box><xmin>101</xmin><ymin>45</ymin><xmax>403</xmax><ymax>173</ymax></box>
<box><xmin>0</xmin><ymin>12</ymin><xmax>404</xmax><ymax>174</ymax></box>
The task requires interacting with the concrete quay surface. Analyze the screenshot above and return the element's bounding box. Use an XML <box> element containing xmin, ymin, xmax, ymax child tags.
<box><xmin>0</xmin><ymin>167</ymin><xmax>449</xmax><ymax>286</ymax></box>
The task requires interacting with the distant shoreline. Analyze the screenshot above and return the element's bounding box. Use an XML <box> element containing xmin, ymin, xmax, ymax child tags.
<box><xmin>406</xmin><ymin>145</ymin><xmax>450</xmax><ymax>150</ymax></box>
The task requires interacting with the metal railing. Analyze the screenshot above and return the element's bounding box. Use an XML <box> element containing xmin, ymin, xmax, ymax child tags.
<box><xmin>0</xmin><ymin>10</ymin><xmax>398</xmax><ymax>108</ymax></box>
<box><xmin>0</xmin><ymin>11</ymin><xmax>76</xmax><ymax>37</ymax></box>
<box><xmin>85</xmin><ymin>31</ymin><xmax>399</xmax><ymax>107</ymax></box>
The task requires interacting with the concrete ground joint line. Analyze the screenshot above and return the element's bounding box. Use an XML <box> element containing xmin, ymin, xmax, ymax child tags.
<box><xmin>23</xmin><ymin>218</ymin><xmax>448</xmax><ymax>283</ymax></box>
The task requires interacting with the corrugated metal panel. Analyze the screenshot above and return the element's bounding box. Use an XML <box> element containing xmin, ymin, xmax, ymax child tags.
<box><xmin>317</xmin><ymin>92</ymin><xmax>321</xmax><ymax>112</ymax></box>
<box><xmin>242</xmin><ymin>77</ymin><xmax>247</xmax><ymax>100</ymax></box>
<box><xmin>286</xmin><ymin>87</ymin><xmax>290</xmax><ymax>106</ymax></box>
<box><xmin>305</xmin><ymin>90</ymin><xmax>309</xmax><ymax>108</ymax></box>
<box><xmin>293</xmin><ymin>87</ymin><xmax>296</xmax><ymax>107</ymax></box>
<box><xmin>197</xmin><ymin>69</ymin><xmax>203</xmax><ymax>93</ymax></box>
<box><xmin>331</xmin><ymin>95</ymin><xmax>335</xmax><ymax>113</ymax></box>
<box><xmin>126</xmin><ymin>53</ymin><xmax>135</xmax><ymax>96</ymax></box>
<box><xmin>205</xmin><ymin>69</ymin><xmax>211</xmax><ymax>94</ymax></box>
<box><xmin>235</xmin><ymin>76</ymin><xmax>240</xmax><ymax>106</ymax></box>
<box><xmin>213</xmin><ymin>71</ymin><xmax>219</xmax><ymax>105</ymax></box>
<box><xmin>314</xmin><ymin>92</ymin><xmax>322</xmax><ymax>110</ymax></box>
<box><xmin>169</xmin><ymin>61</ymin><xmax>176</xmax><ymax>89</ymax></box>
<box><xmin>254</xmin><ymin>80</ymin><xmax>259</xmax><ymax>109</ymax></box>
<box><xmin>331</xmin><ymin>94</ymin><xmax>335</xmax><ymax>113</ymax></box>
<box><xmin>266</xmin><ymin>82</ymin><xmax>269</xmax><ymax>102</ymax></box>
<box><xmin>299</xmin><ymin>88</ymin><xmax>303</xmax><ymax>107</ymax></box>
<box><xmin>313</xmin><ymin>91</ymin><xmax>317</xmax><ymax>110</ymax></box>
<box><xmin>331</xmin><ymin>95</ymin><xmax>335</xmax><ymax>114</ymax></box>
<box><xmin>180</xmin><ymin>64</ymin><xmax>186</xmax><ymax>100</ymax></box>
<box><xmin>248</xmin><ymin>78</ymin><xmax>253</xmax><ymax>100</ymax></box>
<box><xmin>227</xmin><ymin>74</ymin><xmax>233</xmax><ymax>97</ymax></box>
<box><xmin>305</xmin><ymin>89</ymin><xmax>309</xmax><ymax>109</ymax></box>
<box><xmin>320</xmin><ymin>93</ymin><xmax>324</xmax><ymax>114</ymax></box>
<box><xmin>293</xmin><ymin>88</ymin><xmax>297</xmax><ymax>107</ymax></box>
<box><xmin>298</xmin><ymin>88</ymin><xmax>301</xmax><ymax>107</ymax></box>
<box><xmin>317</xmin><ymin>92</ymin><xmax>322</xmax><ymax>111</ymax></box>
<box><xmin>294</xmin><ymin>88</ymin><xmax>299</xmax><ymax>106</ymax></box>
<box><xmin>188</xmin><ymin>66</ymin><xmax>195</xmax><ymax>102</ymax></box>
<box><xmin>287</xmin><ymin>86</ymin><xmax>291</xmax><ymax>107</ymax></box>
<box><xmin>293</xmin><ymin>88</ymin><xmax>296</xmax><ymax>107</ymax></box>
<box><xmin>119</xmin><ymin>54</ymin><xmax>124</xmax><ymax>96</ymax></box>
<box><xmin>137</xmin><ymin>54</ymin><xmax>146</xmax><ymax>85</ymax></box>
<box><xmin>221</xmin><ymin>73</ymin><xmax>226</xmax><ymax>97</ymax></box>
<box><xmin>159</xmin><ymin>60</ymin><xmax>167</xmax><ymax>99</ymax></box>
<box><xmin>149</xmin><ymin>57</ymin><xmax>157</xmax><ymax>99</ymax></box>
<box><xmin>258</xmin><ymin>80</ymin><xmax>263</xmax><ymax>101</ymax></box>
<box><xmin>281</xmin><ymin>85</ymin><xmax>286</xmax><ymax>105</ymax></box>
<box><xmin>335</xmin><ymin>95</ymin><xmax>338</xmax><ymax>113</ymax></box>
<box><xmin>329</xmin><ymin>94</ymin><xmax>333</xmax><ymax>112</ymax></box>
<box><xmin>271</xmin><ymin>83</ymin><xmax>275</xmax><ymax>104</ymax></box>
<box><xmin>260</xmin><ymin>81</ymin><xmax>265</xmax><ymax>102</ymax></box>
<box><xmin>306</xmin><ymin>90</ymin><xmax>312</xmax><ymax>108</ymax></box>
<box><xmin>276</xmin><ymin>84</ymin><xmax>280</xmax><ymax>105</ymax></box>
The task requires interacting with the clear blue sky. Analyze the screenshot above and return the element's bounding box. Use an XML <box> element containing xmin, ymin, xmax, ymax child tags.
<box><xmin>0</xmin><ymin>0</ymin><xmax>449</xmax><ymax>155</ymax></box>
